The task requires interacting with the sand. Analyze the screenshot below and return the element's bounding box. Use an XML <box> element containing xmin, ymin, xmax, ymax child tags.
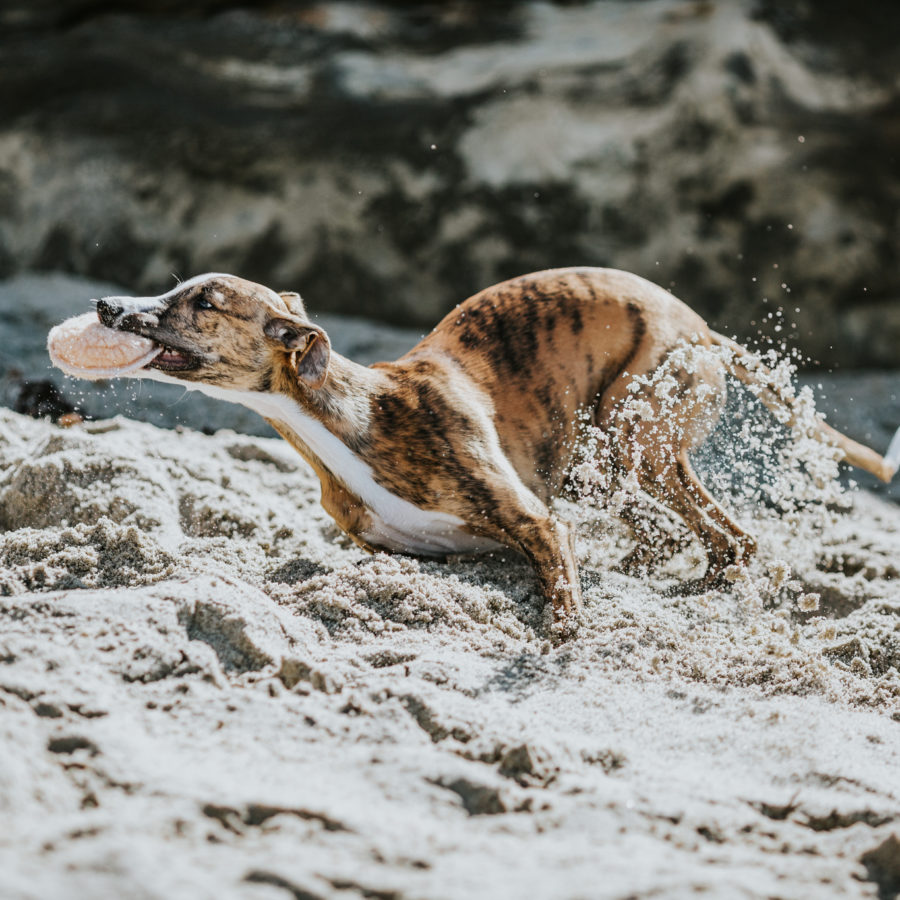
<box><xmin>1</xmin><ymin>388</ymin><xmax>899</xmax><ymax>900</ymax></box>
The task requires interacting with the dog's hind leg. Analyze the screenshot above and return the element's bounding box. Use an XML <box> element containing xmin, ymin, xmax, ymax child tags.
<box><xmin>600</xmin><ymin>362</ymin><xmax>754</xmax><ymax>588</ymax></box>
<box><xmin>615</xmin><ymin>494</ymin><xmax>691</xmax><ymax>576</ymax></box>
<box><xmin>638</xmin><ymin>451</ymin><xmax>756</xmax><ymax>590</ymax></box>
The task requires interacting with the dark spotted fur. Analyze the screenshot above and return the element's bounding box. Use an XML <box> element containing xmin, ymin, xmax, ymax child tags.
<box><xmin>96</xmin><ymin>267</ymin><xmax>897</xmax><ymax>633</ymax></box>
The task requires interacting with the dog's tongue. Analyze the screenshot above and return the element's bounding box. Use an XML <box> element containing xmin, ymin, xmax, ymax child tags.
<box><xmin>48</xmin><ymin>312</ymin><xmax>161</xmax><ymax>380</ymax></box>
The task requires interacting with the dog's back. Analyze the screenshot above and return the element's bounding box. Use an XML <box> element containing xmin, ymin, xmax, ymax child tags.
<box><xmin>400</xmin><ymin>267</ymin><xmax>711</xmax><ymax>498</ymax></box>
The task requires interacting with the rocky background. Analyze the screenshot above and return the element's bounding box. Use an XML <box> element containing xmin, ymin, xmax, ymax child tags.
<box><xmin>1</xmin><ymin>0</ymin><xmax>899</xmax><ymax>368</ymax></box>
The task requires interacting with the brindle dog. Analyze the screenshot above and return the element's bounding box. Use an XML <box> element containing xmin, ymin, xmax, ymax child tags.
<box><xmin>92</xmin><ymin>268</ymin><xmax>899</xmax><ymax>627</ymax></box>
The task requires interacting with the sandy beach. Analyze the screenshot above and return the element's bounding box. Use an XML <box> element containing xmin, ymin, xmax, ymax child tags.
<box><xmin>1</xmin><ymin>376</ymin><xmax>899</xmax><ymax>899</ymax></box>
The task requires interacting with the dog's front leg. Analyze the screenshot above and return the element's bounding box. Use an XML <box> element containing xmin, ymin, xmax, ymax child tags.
<box><xmin>510</xmin><ymin>515</ymin><xmax>583</xmax><ymax>632</ymax></box>
<box><xmin>463</xmin><ymin>471</ymin><xmax>582</xmax><ymax>633</ymax></box>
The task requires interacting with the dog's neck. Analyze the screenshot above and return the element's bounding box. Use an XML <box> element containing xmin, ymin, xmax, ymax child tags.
<box><xmin>272</xmin><ymin>350</ymin><xmax>386</xmax><ymax>451</ymax></box>
<box><xmin>137</xmin><ymin>348</ymin><xmax>388</xmax><ymax>478</ymax></box>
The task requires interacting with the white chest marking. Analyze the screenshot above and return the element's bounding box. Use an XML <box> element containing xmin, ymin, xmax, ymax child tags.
<box><xmin>141</xmin><ymin>374</ymin><xmax>501</xmax><ymax>556</ymax></box>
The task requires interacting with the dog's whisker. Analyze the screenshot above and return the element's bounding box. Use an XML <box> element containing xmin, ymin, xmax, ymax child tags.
<box><xmin>164</xmin><ymin>387</ymin><xmax>191</xmax><ymax>409</ymax></box>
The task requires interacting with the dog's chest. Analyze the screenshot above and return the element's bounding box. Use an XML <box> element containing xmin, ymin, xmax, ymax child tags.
<box><xmin>360</xmin><ymin>507</ymin><xmax>501</xmax><ymax>556</ymax></box>
<box><xmin>200</xmin><ymin>387</ymin><xmax>501</xmax><ymax>556</ymax></box>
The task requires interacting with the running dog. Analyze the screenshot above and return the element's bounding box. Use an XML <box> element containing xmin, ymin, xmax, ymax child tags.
<box><xmin>93</xmin><ymin>268</ymin><xmax>900</xmax><ymax>626</ymax></box>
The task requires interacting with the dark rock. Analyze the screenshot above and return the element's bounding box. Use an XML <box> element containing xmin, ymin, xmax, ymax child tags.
<box><xmin>0</xmin><ymin>3</ymin><xmax>899</xmax><ymax>365</ymax></box>
<box><xmin>436</xmin><ymin>776</ymin><xmax>507</xmax><ymax>816</ymax></box>
<box><xmin>498</xmin><ymin>742</ymin><xmax>558</xmax><ymax>785</ymax></box>
<box><xmin>12</xmin><ymin>378</ymin><xmax>84</xmax><ymax>424</ymax></box>
<box><xmin>46</xmin><ymin>734</ymin><xmax>99</xmax><ymax>755</ymax></box>
<box><xmin>859</xmin><ymin>833</ymin><xmax>900</xmax><ymax>900</ymax></box>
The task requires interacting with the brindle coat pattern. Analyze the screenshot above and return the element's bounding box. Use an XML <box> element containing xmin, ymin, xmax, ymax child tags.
<box><xmin>95</xmin><ymin>267</ymin><xmax>896</xmax><ymax>628</ymax></box>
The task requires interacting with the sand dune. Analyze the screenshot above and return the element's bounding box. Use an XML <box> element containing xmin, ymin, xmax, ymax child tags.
<box><xmin>1</xmin><ymin>404</ymin><xmax>899</xmax><ymax>899</ymax></box>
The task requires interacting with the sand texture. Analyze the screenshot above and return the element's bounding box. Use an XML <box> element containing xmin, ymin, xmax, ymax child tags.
<box><xmin>1</xmin><ymin>405</ymin><xmax>899</xmax><ymax>900</ymax></box>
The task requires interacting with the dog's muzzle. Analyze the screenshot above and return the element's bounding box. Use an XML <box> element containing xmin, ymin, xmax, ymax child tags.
<box><xmin>95</xmin><ymin>298</ymin><xmax>123</xmax><ymax>326</ymax></box>
<box><xmin>96</xmin><ymin>298</ymin><xmax>159</xmax><ymax>334</ymax></box>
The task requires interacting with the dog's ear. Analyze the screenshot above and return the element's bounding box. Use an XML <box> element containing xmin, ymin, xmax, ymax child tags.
<box><xmin>278</xmin><ymin>291</ymin><xmax>305</xmax><ymax>316</ymax></box>
<box><xmin>264</xmin><ymin>317</ymin><xmax>331</xmax><ymax>389</ymax></box>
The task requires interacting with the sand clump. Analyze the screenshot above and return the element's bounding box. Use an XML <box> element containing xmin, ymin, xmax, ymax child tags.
<box><xmin>0</xmin><ymin>399</ymin><xmax>899</xmax><ymax>899</ymax></box>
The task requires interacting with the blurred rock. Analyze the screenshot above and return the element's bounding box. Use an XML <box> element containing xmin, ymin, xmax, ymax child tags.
<box><xmin>12</xmin><ymin>379</ymin><xmax>84</xmax><ymax>425</ymax></box>
<box><xmin>0</xmin><ymin>0</ymin><xmax>898</xmax><ymax>367</ymax></box>
<box><xmin>859</xmin><ymin>833</ymin><xmax>900</xmax><ymax>900</ymax></box>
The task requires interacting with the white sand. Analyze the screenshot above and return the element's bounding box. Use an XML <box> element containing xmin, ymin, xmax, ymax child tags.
<box><xmin>1</xmin><ymin>406</ymin><xmax>899</xmax><ymax>900</ymax></box>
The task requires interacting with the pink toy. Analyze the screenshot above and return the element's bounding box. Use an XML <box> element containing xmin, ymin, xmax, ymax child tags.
<box><xmin>47</xmin><ymin>312</ymin><xmax>160</xmax><ymax>380</ymax></box>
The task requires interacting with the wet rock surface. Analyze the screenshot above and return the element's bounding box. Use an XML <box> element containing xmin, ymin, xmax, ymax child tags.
<box><xmin>1</xmin><ymin>1</ymin><xmax>899</xmax><ymax>365</ymax></box>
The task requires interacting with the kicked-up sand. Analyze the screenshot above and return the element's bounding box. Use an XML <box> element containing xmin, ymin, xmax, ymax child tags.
<box><xmin>1</xmin><ymin>376</ymin><xmax>899</xmax><ymax>899</ymax></box>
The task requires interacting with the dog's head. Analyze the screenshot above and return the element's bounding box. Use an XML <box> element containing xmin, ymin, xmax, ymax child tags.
<box><xmin>96</xmin><ymin>273</ymin><xmax>331</xmax><ymax>392</ymax></box>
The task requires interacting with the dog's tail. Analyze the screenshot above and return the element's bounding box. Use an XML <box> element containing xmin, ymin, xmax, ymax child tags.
<box><xmin>709</xmin><ymin>332</ymin><xmax>900</xmax><ymax>483</ymax></box>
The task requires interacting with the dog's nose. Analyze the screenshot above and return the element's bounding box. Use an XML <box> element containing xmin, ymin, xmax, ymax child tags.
<box><xmin>96</xmin><ymin>298</ymin><xmax>123</xmax><ymax>327</ymax></box>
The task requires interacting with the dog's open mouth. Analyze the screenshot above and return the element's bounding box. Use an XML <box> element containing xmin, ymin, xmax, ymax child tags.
<box><xmin>147</xmin><ymin>344</ymin><xmax>201</xmax><ymax>372</ymax></box>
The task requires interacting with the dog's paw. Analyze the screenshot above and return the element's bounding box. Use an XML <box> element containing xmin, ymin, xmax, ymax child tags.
<box><xmin>548</xmin><ymin>609</ymin><xmax>584</xmax><ymax>644</ymax></box>
<box><xmin>613</xmin><ymin>554</ymin><xmax>650</xmax><ymax>578</ymax></box>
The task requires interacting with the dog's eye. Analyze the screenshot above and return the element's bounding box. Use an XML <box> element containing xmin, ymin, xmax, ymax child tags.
<box><xmin>194</xmin><ymin>296</ymin><xmax>214</xmax><ymax>311</ymax></box>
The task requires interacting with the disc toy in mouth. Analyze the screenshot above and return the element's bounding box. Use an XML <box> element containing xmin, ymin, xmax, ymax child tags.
<box><xmin>47</xmin><ymin>312</ymin><xmax>161</xmax><ymax>380</ymax></box>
